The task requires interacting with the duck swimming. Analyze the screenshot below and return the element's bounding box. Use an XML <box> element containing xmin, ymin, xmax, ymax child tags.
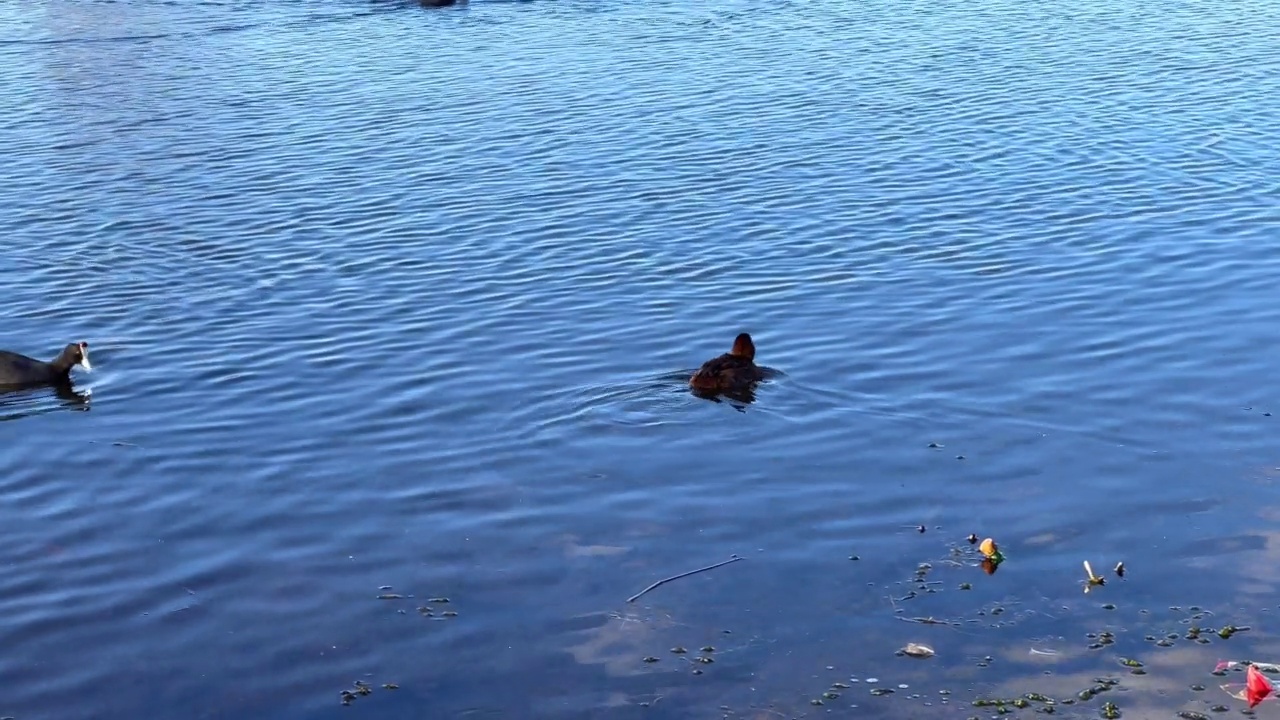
<box><xmin>0</xmin><ymin>342</ymin><xmax>91</xmax><ymax>387</ymax></box>
<box><xmin>689</xmin><ymin>333</ymin><xmax>765</xmax><ymax>396</ymax></box>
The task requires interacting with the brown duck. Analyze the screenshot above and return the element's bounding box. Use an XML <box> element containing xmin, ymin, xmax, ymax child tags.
<box><xmin>689</xmin><ymin>333</ymin><xmax>765</xmax><ymax>395</ymax></box>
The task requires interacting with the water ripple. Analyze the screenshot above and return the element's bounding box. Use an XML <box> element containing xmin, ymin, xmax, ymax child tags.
<box><xmin>1</xmin><ymin>0</ymin><xmax>1279</xmax><ymax>717</ymax></box>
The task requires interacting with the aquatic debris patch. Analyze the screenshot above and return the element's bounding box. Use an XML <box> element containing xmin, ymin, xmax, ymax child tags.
<box><xmin>739</xmin><ymin>537</ymin><xmax>1265</xmax><ymax>718</ymax></box>
<box><xmin>642</xmin><ymin>633</ymin><xmax>744</xmax><ymax>677</ymax></box>
<box><xmin>1082</xmin><ymin>560</ymin><xmax>1107</xmax><ymax>593</ymax></box>
<box><xmin>970</xmin><ymin>677</ymin><xmax>1123</xmax><ymax>715</ymax></box>
<box><xmin>900</xmin><ymin>642</ymin><xmax>936</xmax><ymax>659</ymax></box>
<box><xmin>878</xmin><ymin>542</ymin><xmax>1261</xmax><ymax>717</ymax></box>
<box><xmin>374</xmin><ymin>586</ymin><xmax>458</xmax><ymax>620</ymax></box>
<box><xmin>338</xmin><ymin>678</ymin><xmax>399</xmax><ymax>706</ymax></box>
<box><xmin>1215</xmin><ymin>661</ymin><xmax>1278</xmax><ymax>709</ymax></box>
<box><xmin>1118</xmin><ymin>657</ymin><xmax>1146</xmax><ymax>675</ymax></box>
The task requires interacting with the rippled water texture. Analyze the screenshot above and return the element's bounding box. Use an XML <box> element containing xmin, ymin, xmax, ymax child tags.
<box><xmin>1</xmin><ymin>0</ymin><xmax>1279</xmax><ymax>718</ymax></box>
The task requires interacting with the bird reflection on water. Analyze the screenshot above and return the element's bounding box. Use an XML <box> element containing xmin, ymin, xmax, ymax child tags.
<box><xmin>0</xmin><ymin>382</ymin><xmax>91</xmax><ymax>422</ymax></box>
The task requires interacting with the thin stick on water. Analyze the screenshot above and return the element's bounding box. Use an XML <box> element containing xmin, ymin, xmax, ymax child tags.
<box><xmin>627</xmin><ymin>555</ymin><xmax>744</xmax><ymax>603</ymax></box>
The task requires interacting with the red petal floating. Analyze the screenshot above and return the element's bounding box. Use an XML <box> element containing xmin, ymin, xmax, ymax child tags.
<box><xmin>1247</xmin><ymin>664</ymin><xmax>1274</xmax><ymax>708</ymax></box>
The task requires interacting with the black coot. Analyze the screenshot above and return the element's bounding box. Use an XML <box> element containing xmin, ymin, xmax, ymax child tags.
<box><xmin>0</xmin><ymin>342</ymin><xmax>92</xmax><ymax>387</ymax></box>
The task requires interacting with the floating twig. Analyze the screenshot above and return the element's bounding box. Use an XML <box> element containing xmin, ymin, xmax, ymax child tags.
<box><xmin>896</xmin><ymin>615</ymin><xmax>956</xmax><ymax>626</ymax></box>
<box><xmin>627</xmin><ymin>555</ymin><xmax>743</xmax><ymax>603</ymax></box>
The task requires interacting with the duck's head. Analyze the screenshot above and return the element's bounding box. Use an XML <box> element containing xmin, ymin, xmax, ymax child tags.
<box><xmin>58</xmin><ymin>341</ymin><xmax>91</xmax><ymax>371</ymax></box>
<box><xmin>729</xmin><ymin>333</ymin><xmax>755</xmax><ymax>361</ymax></box>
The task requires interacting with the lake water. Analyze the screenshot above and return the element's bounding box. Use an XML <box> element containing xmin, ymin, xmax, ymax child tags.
<box><xmin>2</xmin><ymin>0</ymin><xmax>1279</xmax><ymax>718</ymax></box>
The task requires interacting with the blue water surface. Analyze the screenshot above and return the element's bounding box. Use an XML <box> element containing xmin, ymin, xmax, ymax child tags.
<box><xmin>1</xmin><ymin>0</ymin><xmax>1279</xmax><ymax>718</ymax></box>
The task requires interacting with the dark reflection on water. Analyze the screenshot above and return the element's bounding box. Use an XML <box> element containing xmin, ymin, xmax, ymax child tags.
<box><xmin>0</xmin><ymin>382</ymin><xmax>91</xmax><ymax>421</ymax></box>
<box><xmin>2</xmin><ymin>0</ymin><xmax>1280</xmax><ymax>718</ymax></box>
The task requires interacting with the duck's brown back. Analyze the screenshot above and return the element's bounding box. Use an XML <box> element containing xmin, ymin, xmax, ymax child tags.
<box><xmin>689</xmin><ymin>353</ymin><xmax>761</xmax><ymax>391</ymax></box>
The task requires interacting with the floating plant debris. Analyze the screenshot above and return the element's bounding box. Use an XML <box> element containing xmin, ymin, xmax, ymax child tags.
<box><xmin>1083</xmin><ymin>561</ymin><xmax>1106</xmax><ymax>592</ymax></box>
<box><xmin>898</xmin><ymin>615</ymin><xmax>957</xmax><ymax>626</ymax></box>
<box><xmin>390</xmin><ymin>592</ymin><xmax>460</xmax><ymax>619</ymax></box>
<box><xmin>979</xmin><ymin>538</ymin><xmax>1002</xmax><ymax>563</ymax></box>
<box><xmin>869</xmin><ymin>687</ymin><xmax>895</xmax><ymax>696</ymax></box>
<box><xmin>900</xmin><ymin>642</ymin><xmax>935</xmax><ymax>658</ymax></box>
<box><xmin>1218</xmin><ymin>624</ymin><xmax>1247</xmax><ymax>639</ymax></box>
<box><xmin>338</xmin><ymin>678</ymin><xmax>387</xmax><ymax>705</ymax></box>
<box><xmin>848</xmin><ymin>538</ymin><xmax>1270</xmax><ymax>719</ymax></box>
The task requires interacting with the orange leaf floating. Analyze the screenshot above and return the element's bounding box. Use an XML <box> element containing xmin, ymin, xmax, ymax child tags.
<box><xmin>979</xmin><ymin>538</ymin><xmax>998</xmax><ymax>558</ymax></box>
<box><xmin>977</xmin><ymin>538</ymin><xmax>1004</xmax><ymax>570</ymax></box>
<box><xmin>1248</xmin><ymin>664</ymin><xmax>1274</xmax><ymax>708</ymax></box>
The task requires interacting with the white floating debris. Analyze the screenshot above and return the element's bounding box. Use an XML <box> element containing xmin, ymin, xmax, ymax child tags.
<box><xmin>901</xmin><ymin>642</ymin><xmax>935</xmax><ymax>658</ymax></box>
